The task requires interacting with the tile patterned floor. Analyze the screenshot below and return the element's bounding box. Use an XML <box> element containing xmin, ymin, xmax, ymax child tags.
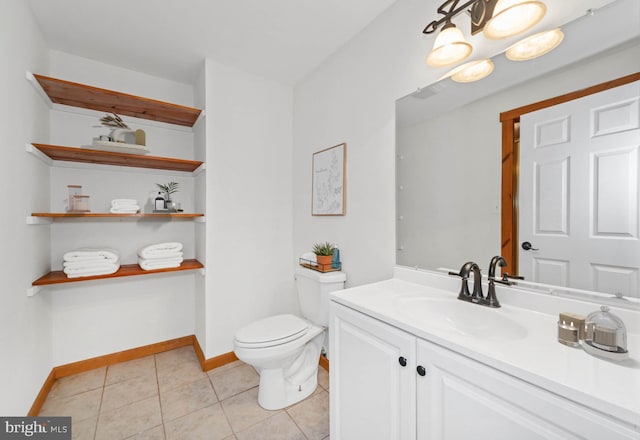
<box><xmin>39</xmin><ymin>346</ymin><xmax>330</xmax><ymax>440</ymax></box>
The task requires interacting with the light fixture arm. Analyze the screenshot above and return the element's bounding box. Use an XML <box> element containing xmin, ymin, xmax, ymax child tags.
<box><xmin>423</xmin><ymin>0</ymin><xmax>480</xmax><ymax>34</ymax></box>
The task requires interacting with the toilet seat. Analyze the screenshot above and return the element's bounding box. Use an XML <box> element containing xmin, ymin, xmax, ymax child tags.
<box><xmin>235</xmin><ymin>314</ymin><xmax>310</xmax><ymax>349</ymax></box>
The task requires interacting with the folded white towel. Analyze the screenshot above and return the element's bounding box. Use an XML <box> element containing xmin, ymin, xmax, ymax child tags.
<box><xmin>63</xmin><ymin>248</ymin><xmax>120</xmax><ymax>263</ymax></box>
<box><xmin>138</xmin><ymin>242</ymin><xmax>184</xmax><ymax>259</ymax></box>
<box><xmin>111</xmin><ymin>199</ymin><xmax>139</xmax><ymax>206</ymax></box>
<box><xmin>138</xmin><ymin>257</ymin><xmax>183</xmax><ymax>271</ymax></box>
<box><xmin>64</xmin><ymin>263</ymin><xmax>119</xmax><ymax>278</ymax></box>
<box><xmin>110</xmin><ymin>206</ymin><xmax>140</xmax><ymax>214</ymax></box>
<box><xmin>64</xmin><ymin>258</ymin><xmax>121</xmax><ymax>270</ymax></box>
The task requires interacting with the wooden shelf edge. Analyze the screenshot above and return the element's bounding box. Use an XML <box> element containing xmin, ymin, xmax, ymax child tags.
<box><xmin>32</xmin><ymin>74</ymin><xmax>202</xmax><ymax>127</ymax></box>
<box><xmin>31</xmin><ymin>143</ymin><xmax>203</xmax><ymax>173</ymax></box>
<box><xmin>33</xmin><ymin>259</ymin><xmax>204</xmax><ymax>287</ymax></box>
<box><xmin>31</xmin><ymin>213</ymin><xmax>204</xmax><ymax>218</ymax></box>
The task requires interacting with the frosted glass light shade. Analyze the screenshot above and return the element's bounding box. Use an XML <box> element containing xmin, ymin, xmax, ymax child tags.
<box><xmin>483</xmin><ymin>0</ymin><xmax>546</xmax><ymax>40</ymax></box>
<box><xmin>506</xmin><ymin>28</ymin><xmax>564</xmax><ymax>60</ymax></box>
<box><xmin>449</xmin><ymin>59</ymin><xmax>495</xmax><ymax>83</ymax></box>
<box><xmin>426</xmin><ymin>24</ymin><xmax>472</xmax><ymax>67</ymax></box>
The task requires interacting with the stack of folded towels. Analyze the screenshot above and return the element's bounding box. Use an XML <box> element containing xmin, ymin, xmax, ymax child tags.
<box><xmin>138</xmin><ymin>242</ymin><xmax>183</xmax><ymax>270</ymax></box>
<box><xmin>110</xmin><ymin>199</ymin><xmax>140</xmax><ymax>214</ymax></box>
<box><xmin>63</xmin><ymin>248</ymin><xmax>120</xmax><ymax>278</ymax></box>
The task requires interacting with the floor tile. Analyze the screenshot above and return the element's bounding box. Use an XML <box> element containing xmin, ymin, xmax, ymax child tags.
<box><xmin>156</xmin><ymin>359</ymin><xmax>208</xmax><ymax>394</ymax></box>
<box><xmin>126</xmin><ymin>424</ymin><xmax>165</xmax><ymax>439</ymax></box>
<box><xmin>221</xmin><ymin>387</ymin><xmax>280</xmax><ymax>433</ymax></box>
<box><xmin>71</xmin><ymin>415</ymin><xmax>97</xmax><ymax>440</ymax></box>
<box><xmin>235</xmin><ymin>412</ymin><xmax>305</xmax><ymax>440</ymax></box>
<box><xmin>39</xmin><ymin>346</ymin><xmax>330</xmax><ymax>440</ymax></box>
<box><xmin>208</xmin><ymin>363</ymin><xmax>259</xmax><ymax>400</ymax></box>
<box><xmin>106</xmin><ymin>356</ymin><xmax>156</xmax><ymax>385</ymax></box>
<box><xmin>101</xmin><ymin>373</ymin><xmax>158</xmax><ymax>412</ymax></box>
<box><xmin>95</xmin><ymin>395</ymin><xmax>162</xmax><ymax>440</ymax></box>
<box><xmin>40</xmin><ymin>388</ymin><xmax>102</xmax><ymax>422</ymax></box>
<box><xmin>287</xmin><ymin>390</ymin><xmax>330</xmax><ymax>440</ymax></box>
<box><xmin>318</xmin><ymin>367</ymin><xmax>329</xmax><ymax>391</ymax></box>
<box><xmin>160</xmin><ymin>376</ymin><xmax>218</xmax><ymax>422</ymax></box>
<box><xmin>164</xmin><ymin>404</ymin><xmax>232</xmax><ymax>440</ymax></box>
<box><xmin>155</xmin><ymin>346</ymin><xmax>198</xmax><ymax>369</ymax></box>
<box><xmin>48</xmin><ymin>367</ymin><xmax>106</xmax><ymax>399</ymax></box>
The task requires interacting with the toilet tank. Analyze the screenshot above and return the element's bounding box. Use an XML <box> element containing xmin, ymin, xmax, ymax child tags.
<box><xmin>295</xmin><ymin>266</ymin><xmax>346</xmax><ymax>326</ymax></box>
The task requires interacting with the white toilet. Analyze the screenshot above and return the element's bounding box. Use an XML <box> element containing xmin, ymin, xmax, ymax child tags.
<box><xmin>233</xmin><ymin>266</ymin><xmax>346</xmax><ymax>410</ymax></box>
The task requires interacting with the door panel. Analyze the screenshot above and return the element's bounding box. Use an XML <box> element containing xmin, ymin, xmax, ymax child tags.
<box><xmin>519</xmin><ymin>80</ymin><xmax>640</xmax><ymax>296</ymax></box>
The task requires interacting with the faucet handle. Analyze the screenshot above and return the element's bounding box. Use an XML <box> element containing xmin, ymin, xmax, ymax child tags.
<box><xmin>502</xmin><ymin>272</ymin><xmax>524</xmax><ymax>282</ymax></box>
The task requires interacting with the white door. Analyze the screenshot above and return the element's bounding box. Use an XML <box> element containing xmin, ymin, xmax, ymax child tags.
<box><xmin>519</xmin><ymin>81</ymin><xmax>640</xmax><ymax>296</ymax></box>
<box><xmin>330</xmin><ymin>302</ymin><xmax>416</xmax><ymax>440</ymax></box>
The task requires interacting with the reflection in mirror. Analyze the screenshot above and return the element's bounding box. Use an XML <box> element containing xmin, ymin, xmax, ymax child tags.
<box><xmin>395</xmin><ymin>0</ymin><xmax>640</xmax><ymax>303</ymax></box>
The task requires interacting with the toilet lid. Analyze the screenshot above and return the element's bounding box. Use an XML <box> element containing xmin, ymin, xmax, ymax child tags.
<box><xmin>235</xmin><ymin>314</ymin><xmax>309</xmax><ymax>348</ymax></box>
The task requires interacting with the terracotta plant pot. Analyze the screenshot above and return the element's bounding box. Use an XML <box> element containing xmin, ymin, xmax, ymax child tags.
<box><xmin>316</xmin><ymin>255</ymin><xmax>333</xmax><ymax>267</ymax></box>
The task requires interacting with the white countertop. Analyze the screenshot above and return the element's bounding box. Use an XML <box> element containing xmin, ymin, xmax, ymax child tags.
<box><xmin>329</xmin><ymin>266</ymin><xmax>640</xmax><ymax>429</ymax></box>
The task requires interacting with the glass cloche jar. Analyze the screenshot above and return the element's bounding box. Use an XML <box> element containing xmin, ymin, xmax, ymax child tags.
<box><xmin>582</xmin><ymin>305</ymin><xmax>629</xmax><ymax>361</ymax></box>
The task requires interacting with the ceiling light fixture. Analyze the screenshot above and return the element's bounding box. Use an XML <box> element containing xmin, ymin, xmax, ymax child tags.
<box><xmin>448</xmin><ymin>59</ymin><xmax>495</xmax><ymax>83</ymax></box>
<box><xmin>483</xmin><ymin>0</ymin><xmax>546</xmax><ymax>40</ymax></box>
<box><xmin>423</xmin><ymin>0</ymin><xmax>555</xmax><ymax>81</ymax></box>
<box><xmin>426</xmin><ymin>22</ymin><xmax>473</xmax><ymax>67</ymax></box>
<box><xmin>505</xmin><ymin>28</ymin><xmax>564</xmax><ymax>61</ymax></box>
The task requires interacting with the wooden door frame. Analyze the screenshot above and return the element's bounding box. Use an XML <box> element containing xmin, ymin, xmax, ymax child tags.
<box><xmin>499</xmin><ymin>72</ymin><xmax>640</xmax><ymax>272</ymax></box>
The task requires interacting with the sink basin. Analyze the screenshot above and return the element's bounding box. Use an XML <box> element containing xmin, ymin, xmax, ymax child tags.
<box><xmin>393</xmin><ymin>295</ymin><xmax>528</xmax><ymax>342</ymax></box>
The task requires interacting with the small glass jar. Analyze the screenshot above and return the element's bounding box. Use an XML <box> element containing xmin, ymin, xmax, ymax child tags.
<box><xmin>583</xmin><ymin>305</ymin><xmax>628</xmax><ymax>361</ymax></box>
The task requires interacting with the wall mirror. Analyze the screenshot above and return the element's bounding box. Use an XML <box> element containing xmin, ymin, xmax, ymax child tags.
<box><xmin>396</xmin><ymin>0</ymin><xmax>640</xmax><ymax>304</ymax></box>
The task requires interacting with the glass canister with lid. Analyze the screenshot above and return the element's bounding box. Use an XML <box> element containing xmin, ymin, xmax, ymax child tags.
<box><xmin>582</xmin><ymin>305</ymin><xmax>629</xmax><ymax>361</ymax></box>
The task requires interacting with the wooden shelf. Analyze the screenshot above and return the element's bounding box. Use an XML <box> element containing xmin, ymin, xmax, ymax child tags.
<box><xmin>32</xmin><ymin>74</ymin><xmax>201</xmax><ymax>127</ymax></box>
<box><xmin>32</xmin><ymin>143</ymin><xmax>203</xmax><ymax>172</ymax></box>
<box><xmin>31</xmin><ymin>212</ymin><xmax>204</xmax><ymax>219</ymax></box>
<box><xmin>33</xmin><ymin>259</ymin><xmax>204</xmax><ymax>286</ymax></box>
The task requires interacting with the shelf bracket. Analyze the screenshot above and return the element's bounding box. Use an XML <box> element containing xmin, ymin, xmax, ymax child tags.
<box><xmin>26</xmin><ymin>71</ymin><xmax>53</xmax><ymax>107</ymax></box>
<box><xmin>26</xmin><ymin>143</ymin><xmax>54</xmax><ymax>166</ymax></box>
<box><xmin>194</xmin><ymin>216</ymin><xmax>206</xmax><ymax>223</ymax></box>
<box><xmin>26</xmin><ymin>286</ymin><xmax>43</xmax><ymax>297</ymax></box>
<box><xmin>26</xmin><ymin>216</ymin><xmax>53</xmax><ymax>225</ymax></box>
<box><xmin>193</xmin><ymin>163</ymin><xmax>206</xmax><ymax>177</ymax></box>
<box><xmin>198</xmin><ymin>268</ymin><xmax>206</xmax><ymax>277</ymax></box>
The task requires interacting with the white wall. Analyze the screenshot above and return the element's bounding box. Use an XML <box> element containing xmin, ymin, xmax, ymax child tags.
<box><xmin>202</xmin><ymin>59</ymin><xmax>296</xmax><ymax>358</ymax></box>
<box><xmin>397</xmin><ymin>41</ymin><xmax>640</xmax><ymax>272</ymax></box>
<box><xmin>0</xmin><ymin>0</ymin><xmax>51</xmax><ymax>415</ymax></box>
<box><xmin>44</xmin><ymin>52</ymin><xmax>199</xmax><ymax>365</ymax></box>
<box><xmin>293</xmin><ymin>0</ymin><xmax>438</xmax><ymax>289</ymax></box>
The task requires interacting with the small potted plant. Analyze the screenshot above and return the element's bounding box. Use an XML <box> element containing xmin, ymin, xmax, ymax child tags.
<box><xmin>156</xmin><ymin>181</ymin><xmax>179</xmax><ymax>210</ymax></box>
<box><xmin>313</xmin><ymin>242</ymin><xmax>335</xmax><ymax>268</ymax></box>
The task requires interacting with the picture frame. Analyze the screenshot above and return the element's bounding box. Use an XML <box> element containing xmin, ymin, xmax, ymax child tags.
<box><xmin>312</xmin><ymin>143</ymin><xmax>346</xmax><ymax>216</ymax></box>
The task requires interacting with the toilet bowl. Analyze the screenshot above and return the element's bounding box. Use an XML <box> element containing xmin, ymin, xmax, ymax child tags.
<box><xmin>233</xmin><ymin>267</ymin><xmax>346</xmax><ymax>410</ymax></box>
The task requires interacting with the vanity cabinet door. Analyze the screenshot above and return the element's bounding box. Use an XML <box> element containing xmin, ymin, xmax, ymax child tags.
<box><xmin>330</xmin><ymin>302</ymin><xmax>417</xmax><ymax>440</ymax></box>
<box><xmin>416</xmin><ymin>339</ymin><xmax>638</xmax><ymax>440</ymax></box>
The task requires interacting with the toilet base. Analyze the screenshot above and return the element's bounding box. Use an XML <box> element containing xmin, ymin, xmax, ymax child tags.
<box><xmin>256</xmin><ymin>332</ymin><xmax>324</xmax><ymax>410</ymax></box>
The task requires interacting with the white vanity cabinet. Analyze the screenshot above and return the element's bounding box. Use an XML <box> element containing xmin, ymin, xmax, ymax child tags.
<box><xmin>330</xmin><ymin>301</ymin><xmax>639</xmax><ymax>440</ymax></box>
<box><xmin>330</xmin><ymin>302</ymin><xmax>417</xmax><ymax>439</ymax></box>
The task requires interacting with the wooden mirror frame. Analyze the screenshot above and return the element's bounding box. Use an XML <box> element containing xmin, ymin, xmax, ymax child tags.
<box><xmin>499</xmin><ymin>72</ymin><xmax>640</xmax><ymax>272</ymax></box>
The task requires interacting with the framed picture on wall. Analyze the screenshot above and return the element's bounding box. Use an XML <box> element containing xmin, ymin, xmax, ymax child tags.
<box><xmin>312</xmin><ymin>143</ymin><xmax>346</xmax><ymax>216</ymax></box>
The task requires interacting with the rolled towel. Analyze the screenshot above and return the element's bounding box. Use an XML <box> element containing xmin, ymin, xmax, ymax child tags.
<box><xmin>138</xmin><ymin>257</ymin><xmax>183</xmax><ymax>271</ymax></box>
<box><xmin>138</xmin><ymin>242</ymin><xmax>184</xmax><ymax>259</ymax></box>
<box><xmin>300</xmin><ymin>252</ymin><xmax>317</xmax><ymax>266</ymax></box>
<box><xmin>110</xmin><ymin>206</ymin><xmax>140</xmax><ymax>214</ymax></box>
<box><xmin>64</xmin><ymin>263</ymin><xmax>119</xmax><ymax>278</ymax></box>
<box><xmin>63</xmin><ymin>248</ymin><xmax>120</xmax><ymax>263</ymax></box>
<box><xmin>111</xmin><ymin>199</ymin><xmax>139</xmax><ymax>207</ymax></box>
